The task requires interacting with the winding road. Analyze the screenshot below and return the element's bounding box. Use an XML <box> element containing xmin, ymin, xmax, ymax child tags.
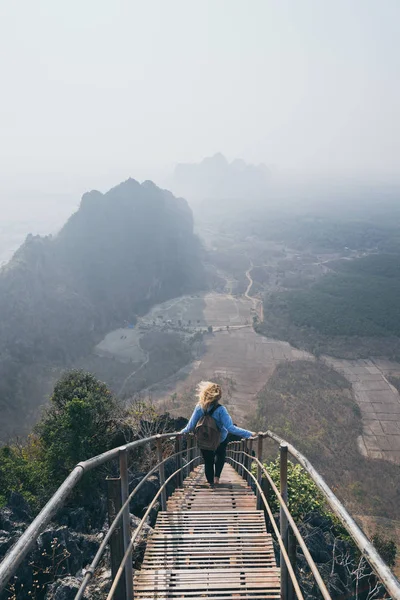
<box><xmin>244</xmin><ymin>260</ymin><xmax>263</xmax><ymax>320</ymax></box>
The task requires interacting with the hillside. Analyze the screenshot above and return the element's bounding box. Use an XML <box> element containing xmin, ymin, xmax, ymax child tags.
<box><xmin>0</xmin><ymin>179</ymin><xmax>204</xmax><ymax>441</ymax></box>
<box><xmin>173</xmin><ymin>153</ymin><xmax>270</xmax><ymax>201</ymax></box>
<box><xmin>254</xmin><ymin>361</ymin><xmax>400</xmax><ymax>519</ymax></box>
<box><xmin>258</xmin><ymin>253</ymin><xmax>400</xmax><ymax>359</ymax></box>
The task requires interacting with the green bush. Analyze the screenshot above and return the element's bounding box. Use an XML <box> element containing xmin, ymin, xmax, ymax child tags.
<box><xmin>258</xmin><ymin>458</ymin><xmax>328</xmax><ymax>521</ymax></box>
<box><xmin>36</xmin><ymin>370</ymin><xmax>120</xmax><ymax>492</ymax></box>
<box><xmin>0</xmin><ymin>440</ymin><xmax>46</xmax><ymax>510</ymax></box>
<box><xmin>0</xmin><ymin>370</ymin><xmax>121</xmax><ymax>511</ymax></box>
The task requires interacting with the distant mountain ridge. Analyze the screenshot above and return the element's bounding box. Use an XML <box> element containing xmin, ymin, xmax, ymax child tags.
<box><xmin>173</xmin><ymin>153</ymin><xmax>270</xmax><ymax>200</ymax></box>
<box><xmin>0</xmin><ymin>178</ymin><xmax>204</xmax><ymax>440</ymax></box>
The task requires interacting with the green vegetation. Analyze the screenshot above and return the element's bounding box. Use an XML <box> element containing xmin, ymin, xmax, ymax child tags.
<box><xmin>257</xmin><ymin>458</ymin><xmax>329</xmax><ymax>522</ymax></box>
<box><xmin>259</xmin><ymin>253</ymin><xmax>400</xmax><ymax>358</ymax></box>
<box><xmin>285</xmin><ymin>254</ymin><xmax>400</xmax><ymax>337</ymax></box>
<box><xmin>36</xmin><ymin>371</ymin><xmax>119</xmax><ymax>487</ymax></box>
<box><xmin>1</xmin><ymin>371</ymin><xmax>122</xmax><ymax>510</ymax></box>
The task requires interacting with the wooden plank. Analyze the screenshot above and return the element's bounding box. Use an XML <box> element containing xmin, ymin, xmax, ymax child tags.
<box><xmin>135</xmin><ymin>463</ymin><xmax>280</xmax><ymax>599</ymax></box>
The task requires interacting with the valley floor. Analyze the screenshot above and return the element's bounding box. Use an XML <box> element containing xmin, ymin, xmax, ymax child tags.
<box><xmin>94</xmin><ymin>240</ymin><xmax>400</xmax><ymax>467</ymax></box>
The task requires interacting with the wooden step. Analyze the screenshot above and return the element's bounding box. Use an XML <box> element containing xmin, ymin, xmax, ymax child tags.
<box><xmin>135</xmin><ymin>464</ymin><xmax>280</xmax><ymax>598</ymax></box>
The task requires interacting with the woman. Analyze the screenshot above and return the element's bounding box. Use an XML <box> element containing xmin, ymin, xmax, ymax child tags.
<box><xmin>180</xmin><ymin>381</ymin><xmax>254</xmax><ymax>486</ymax></box>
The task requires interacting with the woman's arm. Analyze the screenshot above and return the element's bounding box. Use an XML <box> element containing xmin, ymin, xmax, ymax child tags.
<box><xmin>220</xmin><ymin>407</ymin><xmax>253</xmax><ymax>438</ymax></box>
<box><xmin>180</xmin><ymin>405</ymin><xmax>202</xmax><ymax>434</ymax></box>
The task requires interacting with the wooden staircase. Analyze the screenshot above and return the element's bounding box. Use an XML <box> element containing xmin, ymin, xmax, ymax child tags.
<box><xmin>134</xmin><ymin>464</ymin><xmax>280</xmax><ymax>599</ymax></box>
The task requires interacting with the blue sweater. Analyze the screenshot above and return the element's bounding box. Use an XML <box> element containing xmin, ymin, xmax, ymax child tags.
<box><xmin>180</xmin><ymin>404</ymin><xmax>253</xmax><ymax>444</ymax></box>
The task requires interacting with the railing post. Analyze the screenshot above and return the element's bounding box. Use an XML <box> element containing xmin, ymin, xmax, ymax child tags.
<box><xmin>288</xmin><ymin>527</ymin><xmax>296</xmax><ymax>600</ymax></box>
<box><xmin>247</xmin><ymin>439</ymin><xmax>253</xmax><ymax>485</ymax></box>
<box><xmin>256</xmin><ymin>434</ymin><xmax>263</xmax><ymax>509</ymax></box>
<box><xmin>230</xmin><ymin>442</ymin><xmax>235</xmax><ymax>469</ymax></box>
<box><xmin>261</xmin><ymin>477</ymin><xmax>271</xmax><ymax>531</ymax></box>
<box><xmin>106</xmin><ymin>477</ymin><xmax>127</xmax><ymax>600</ymax></box>
<box><xmin>236</xmin><ymin>441</ymin><xmax>241</xmax><ymax>473</ymax></box>
<box><xmin>280</xmin><ymin>443</ymin><xmax>289</xmax><ymax>600</ymax></box>
<box><xmin>119</xmin><ymin>449</ymin><xmax>134</xmax><ymax>600</ymax></box>
<box><xmin>175</xmin><ymin>435</ymin><xmax>183</xmax><ymax>488</ymax></box>
<box><xmin>239</xmin><ymin>440</ymin><xmax>245</xmax><ymax>477</ymax></box>
<box><xmin>156</xmin><ymin>436</ymin><xmax>167</xmax><ymax>511</ymax></box>
<box><xmin>186</xmin><ymin>435</ymin><xmax>193</xmax><ymax>477</ymax></box>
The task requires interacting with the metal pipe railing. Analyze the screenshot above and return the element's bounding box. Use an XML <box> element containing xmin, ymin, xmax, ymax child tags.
<box><xmin>263</xmin><ymin>431</ymin><xmax>400</xmax><ymax>600</ymax></box>
<box><xmin>228</xmin><ymin>454</ymin><xmax>305</xmax><ymax>600</ymax></box>
<box><xmin>229</xmin><ymin>448</ymin><xmax>332</xmax><ymax>600</ymax></box>
<box><xmin>74</xmin><ymin>443</ymin><xmax>190</xmax><ymax>599</ymax></box>
<box><xmin>105</xmin><ymin>454</ymin><xmax>201</xmax><ymax>600</ymax></box>
<box><xmin>0</xmin><ymin>432</ymin><xmax>179</xmax><ymax>593</ymax></box>
<box><xmin>2</xmin><ymin>428</ymin><xmax>400</xmax><ymax>600</ymax></box>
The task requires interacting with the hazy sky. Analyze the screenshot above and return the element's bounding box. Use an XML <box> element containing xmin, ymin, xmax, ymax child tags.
<box><xmin>1</xmin><ymin>0</ymin><xmax>400</xmax><ymax>200</ymax></box>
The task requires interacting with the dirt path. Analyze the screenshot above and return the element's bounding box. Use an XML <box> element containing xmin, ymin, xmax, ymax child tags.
<box><xmin>245</xmin><ymin>262</ymin><xmax>254</xmax><ymax>300</ymax></box>
<box><xmin>245</xmin><ymin>261</ymin><xmax>264</xmax><ymax>320</ymax></box>
<box><xmin>118</xmin><ymin>351</ymin><xmax>149</xmax><ymax>397</ymax></box>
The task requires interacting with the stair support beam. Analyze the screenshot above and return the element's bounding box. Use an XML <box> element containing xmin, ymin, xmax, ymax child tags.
<box><xmin>119</xmin><ymin>448</ymin><xmax>134</xmax><ymax>600</ymax></box>
<box><xmin>256</xmin><ymin>434</ymin><xmax>263</xmax><ymax>509</ymax></box>
<box><xmin>106</xmin><ymin>477</ymin><xmax>127</xmax><ymax>600</ymax></box>
<box><xmin>156</xmin><ymin>436</ymin><xmax>167</xmax><ymax>511</ymax></box>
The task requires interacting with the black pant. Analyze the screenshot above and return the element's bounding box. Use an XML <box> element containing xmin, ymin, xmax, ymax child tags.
<box><xmin>201</xmin><ymin>439</ymin><xmax>228</xmax><ymax>485</ymax></box>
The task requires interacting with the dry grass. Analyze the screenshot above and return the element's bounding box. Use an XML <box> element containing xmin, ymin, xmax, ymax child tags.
<box><xmin>254</xmin><ymin>360</ymin><xmax>400</xmax><ymax>522</ymax></box>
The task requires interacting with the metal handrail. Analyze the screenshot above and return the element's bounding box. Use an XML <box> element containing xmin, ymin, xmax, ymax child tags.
<box><xmin>74</xmin><ymin>445</ymin><xmax>191</xmax><ymax>599</ymax></box>
<box><xmin>230</xmin><ymin>448</ymin><xmax>332</xmax><ymax>600</ymax></box>
<box><xmin>0</xmin><ymin>432</ymin><xmax>180</xmax><ymax>593</ymax></box>
<box><xmin>105</xmin><ymin>454</ymin><xmax>201</xmax><ymax>600</ymax></box>
<box><xmin>228</xmin><ymin>454</ymin><xmax>305</xmax><ymax>600</ymax></box>
<box><xmin>263</xmin><ymin>431</ymin><xmax>400</xmax><ymax>600</ymax></box>
<box><xmin>1</xmin><ymin>429</ymin><xmax>399</xmax><ymax>600</ymax></box>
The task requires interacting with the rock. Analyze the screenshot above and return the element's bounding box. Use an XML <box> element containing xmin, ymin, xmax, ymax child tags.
<box><xmin>0</xmin><ymin>507</ymin><xmax>14</xmax><ymax>532</ymax></box>
<box><xmin>130</xmin><ymin>514</ymin><xmax>153</xmax><ymax>568</ymax></box>
<box><xmin>129</xmin><ymin>473</ymin><xmax>159</xmax><ymax>518</ymax></box>
<box><xmin>0</xmin><ymin>530</ymin><xmax>13</xmax><ymax>555</ymax></box>
<box><xmin>45</xmin><ymin>576</ymin><xmax>83</xmax><ymax>600</ymax></box>
<box><xmin>85</xmin><ymin>567</ymin><xmax>111</xmax><ymax>598</ymax></box>
<box><xmin>37</xmin><ymin>525</ymin><xmax>99</xmax><ymax>576</ymax></box>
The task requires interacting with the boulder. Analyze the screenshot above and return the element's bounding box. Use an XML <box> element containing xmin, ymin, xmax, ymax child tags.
<box><xmin>45</xmin><ymin>576</ymin><xmax>82</xmax><ymax>600</ymax></box>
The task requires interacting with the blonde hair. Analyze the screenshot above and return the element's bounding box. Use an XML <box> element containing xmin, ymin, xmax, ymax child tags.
<box><xmin>197</xmin><ymin>381</ymin><xmax>222</xmax><ymax>410</ymax></box>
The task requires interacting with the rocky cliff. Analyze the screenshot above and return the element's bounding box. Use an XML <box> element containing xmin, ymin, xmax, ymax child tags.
<box><xmin>0</xmin><ymin>179</ymin><xmax>204</xmax><ymax>441</ymax></box>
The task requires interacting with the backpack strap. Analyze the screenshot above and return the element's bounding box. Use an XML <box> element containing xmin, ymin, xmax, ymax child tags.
<box><xmin>208</xmin><ymin>402</ymin><xmax>220</xmax><ymax>416</ymax></box>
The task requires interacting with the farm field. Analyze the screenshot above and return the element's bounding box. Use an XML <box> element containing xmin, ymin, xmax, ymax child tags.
<box><xmin>143</xmin><ymin>293</ymin><xmax>313</xmax><ymax>423</ymax></box>
<box><xmin>324</xmin><ymin>357</ymin><xmax>400</xmax><ymax>464</ymax></box>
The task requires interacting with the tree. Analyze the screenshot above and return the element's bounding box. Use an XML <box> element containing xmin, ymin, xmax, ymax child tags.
<box><xmin>37</xmin><ymin>370</ymin><xmax>119</xmax><ymax>488</ymax></box>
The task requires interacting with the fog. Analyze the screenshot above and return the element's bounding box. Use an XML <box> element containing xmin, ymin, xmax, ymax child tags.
<box><xmin>1</xmin><ymin>0</ymin><xmax>399</xmax><ymax>241</ymax></box>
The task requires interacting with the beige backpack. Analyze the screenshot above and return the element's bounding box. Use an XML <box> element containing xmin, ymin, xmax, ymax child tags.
<box><xmin>195</xmin><ymin>403</ymin><xmax>221</xmax><ymax>450</ymax></box>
